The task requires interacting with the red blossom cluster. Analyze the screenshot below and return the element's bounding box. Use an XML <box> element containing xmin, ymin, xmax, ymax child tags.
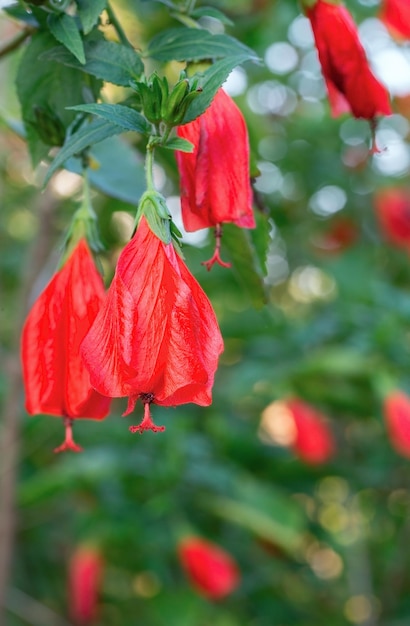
<box><xmin>21</xmin><ymin>89</ymin><xmax>254</xmax><ymax>451</ymax></box>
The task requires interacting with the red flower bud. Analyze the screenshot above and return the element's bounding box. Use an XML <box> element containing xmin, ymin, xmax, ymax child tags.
<box><xmin>305</xmin><ymin>0</ymin><xmax>391</xmax><ymax>123</ymax></box>
<box><xmin>21</xmin><ymin>239</ymin><xmax>111</xmax><ymax>452</ymax></box>
<box><xmin>81</xmin><ymin>217</ymin><xmax>223</xmax><ymax>432</ymax></box>
<box><xmin>383</xmin><ymin>390</ymin><xmax>410</xmax><ymax>458</ymax></box>
<box><xmin>176</xmin><ymin>89</ymin><xmax>255</xmax><ymax>269</ymax></box>
<box><xmin>286</xmin><ymin>398</ymin><xmax>335</xmax><ymax>465</ymax></box>
<box><xmin>178</xmin><ymin>537</ymin><xmax>240</xmax><ymax>600</ymax></box>
<box><xmin>68</xmin><ymin>545</ymin><xmax>103</xmax><ymax>625</ymax></box>
<box><xmin>374</xmin><ymin>188</ymin><xmax>410</xmax><ymax>250</ymax></box>
<box><xmin>379</xmin><ymin>0</ymin><xmax>410</xmax><ymax>40</ymax></box>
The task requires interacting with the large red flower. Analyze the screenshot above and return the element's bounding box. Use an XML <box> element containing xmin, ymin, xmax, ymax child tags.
<box><xmin>81</xmin><ymin>217</ymin><xmax>224</xmax><ymax>432</ymax></box>
<box><xmin>286</xmin><ymin>398</ymin><xmax>335</xmax><ymax>465</ymax></box>
<box><xmin>374</xmin><ymin>188</ymin><xmax>410</xmax><ymax>251</ymax></box>
<box><xmin>380</xmin><ymin>0</ymin><xmax>410</xmax><ymax>40</ymax></box>
<box><xmin>176</xmin><ymin>88</ymin><xmax>255</xmax><ymax>269</ymax></box>
<box><xmin>21</xmin><ymin>239</ymin><xmax>111</xmax><ymax>452</ymax></box>
<box><xmin>178</xmin><ymin>537</ymin><xmax>240</xmax><ymax>600</ymax></box>
<box><xmin>305</xmin><ymin>0</ymin><xmax>391</xmax><ymax>121</ymax></box>
<box><xmin>383</xmin><ymin>390</ymin><xmax>410</xmax><ymax>458</ymax></box>
<box><xmin>68</xmin><ymin>545</ymin><xmax>103</xmax><ymax>625</ymax></box>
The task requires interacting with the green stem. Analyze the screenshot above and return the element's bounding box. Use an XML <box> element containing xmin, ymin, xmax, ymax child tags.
<box><xmin>105</xmin><ymin>1</ymin><xmax>132</xmax><ymax>48</ymax></box>
<box><xmin>0</xmin><ymin>27</ymin><xmax>36</xmax><ymax>60</ymax></box>
<box><xmin>145</xmin><ymin>142</ymin><xmax>155</xmax><ymax>191</ymax></box>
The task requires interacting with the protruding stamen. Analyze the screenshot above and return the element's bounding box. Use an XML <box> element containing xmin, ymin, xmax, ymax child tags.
<box><xmin>369</xmin><ymin>118</ymin><xmax>384</xmax><ymax>155</ymax></box>
<box><xmin>54</xmin><ymin>417</ymin><xmax>83</xmax><ymax>453</ymax></box>
<box><xmin>129</xmin><ymin>401</ymin><xmax>165</xmax><ymax>434</ymax></box>
<box><xmin>202</xmin><ymin>224</ymin><xmax>231</xmax><ymax>271</ymax></box>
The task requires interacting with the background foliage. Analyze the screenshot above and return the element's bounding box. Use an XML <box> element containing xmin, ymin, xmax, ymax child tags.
<box><xmin>1</xmin><ymin>0</ymin><xmax>410</xmax><ymax>624</ymax></box>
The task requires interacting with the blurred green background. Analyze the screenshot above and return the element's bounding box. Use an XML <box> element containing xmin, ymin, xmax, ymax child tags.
<box><xmin>2</xmin><ymin>0</ymin><xmax>410</xmax><ymax>624</ymax></box>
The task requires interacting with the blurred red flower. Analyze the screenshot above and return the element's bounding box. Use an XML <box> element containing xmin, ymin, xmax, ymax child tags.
<box><xmin>379</xmin><ymin>0</ymin><xmax>410</xmax><ymax>40</ymax></box>
<box><xmin>383</xmin><ymin>391</ymin><xmax>410</xmax><ymax>458</ymax></box>
<box><xmin>81</xmin><ymin>217</ymin><xmax>223</xmax><ymax>432</ymax></box>
<box><xmin>305</xmin><ymin>0</ymin><xmax>391</xmax><ymax>123</ymax></box>
<box><xmin>314</xmin><ymin>217</ymin><xmax>358</xmax><ymax>255</ymax></box>
<box><xmin>21</xmin><ymin>239</ymin><xmax>111</xmax><ymax>452</ymax></box>
<box><xmin>178</xmin><ymin>537</ymin><xmax>240</xmax><ymax>600</ymax></box>
<box><xmin>286</xmin><ymin>398</ymin><xmax>336</xmax><ymax>465</ymax></box>
<box><xmin>68</xmin><ymin>545</ymin><xmax>103</xmax><ymax>625</ymax></box>
<box><xmin>374</xmin><ymin>188</ymin><xmax>410</xmax><ymax>250</ymax></box>
<box><xmin>176</xmin><ymin>88</ymin><xmax>255</xmax><ymax>269</ymax></box>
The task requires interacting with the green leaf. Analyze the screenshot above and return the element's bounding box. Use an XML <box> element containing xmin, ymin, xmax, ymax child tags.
<box><xmin>48</xmin><ymin>13</ymin><xmax>86</xmax><ymax>64</ymax></box>
<box><xmin>67</xmin><ymin>135</ymin><xmax>146</xmax><ymax>205</ymax></box>
<box><xmin>191</xmin><ymin>6</ymin><xmax>234</xmax><ymax>26</ymax></box>
<box><xmin>162</xmin><ymin>137</ymin><xmax>194</xmax><ymax>152</ymax></box>
<box><xmin>146</xmin><ymin>27</ymin><xmax>259</xmax><ymax>63</ymax></box>
<box><xmin>43</xmin><ymin>118</ymin><xmax>124</xmax><ymax>186</ymax></box>
<box><xmin>222</xmin><ymin>223</ymin><xmax>268</xmax><ymax>309</ymax></box>
<box><xmin>42</xmin><ymin>38</ymin><xmax>144</xmax><ymax>86</ymax></box>
<box><xmin>205</xmin><ymin>475</ymin><xmax>306</xmax><ymax>554</ymax></box>
<box><xmin>76</xmin><ymin>0</ymin><xmax>107</xmax><ymax>34</ymax></box>
<box><xmin>68</xmin><ymin>103</ymin><xmax>151</xmax><ymax>134</ymax></box>
<box><xmin>250</xmin><ymin>211</ymin><xmax>271</xmax><ymax>278</ymax></box>
<box><xmin>183</xmin><ymin>54</ymin><xmax>255</xmax><ymax>123</ymax></box>
<box><xmin>3</xmin><ymin>4</ymin><xmax>39</xmax><ymax>26</ymax></box>
<box><xmin>16</xmin><ymin>31</ymin><xmax>102</xmax><ymax>166</ymax></box>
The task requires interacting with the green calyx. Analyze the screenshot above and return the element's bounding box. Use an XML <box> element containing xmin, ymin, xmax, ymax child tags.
<box><xmin>135</xmin><ymin>190</ymin><xmax>183</xmax><ymax>253</ymax></box>
<box><xmin>61</xmin><ymin>174</ymin><xmax>103</xmax><ymax>265</ymax></box>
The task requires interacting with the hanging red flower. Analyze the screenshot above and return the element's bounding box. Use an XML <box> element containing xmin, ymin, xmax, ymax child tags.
<box><xmin>68</xmin><ymin>545</ymin><xmax>103</xmax><ymax>625</ymax></box>
<box><xmin>383</xmin><ymin>390</ymin><xmax>410</xmax><ymax>458</ymax></box>
<box><xmin>286</xmin><ymin>398</ymin><xmax>335</xmax><ymax>465</ymax></box>
<box><xmin>21</xmin><ymin>239</ymin><xmax>111</xmax><ymax>453</ymax></box>
<box><xmin>176</xmin><ymin>88</ymin><xmax>255</xmax><ymax>269</ymax></box>
<box><xmin>81</xmin><ymin>217</ymin><xmax>224</xmax><ymax>432</ymax></box>
<box><xmin>379</xmin><ymin>0</ymin><xmax>410</xmax><ymax>40</ymax></box>
<box><xmin>304</xmin><ymin>0</ymin><xmax>391</xmax><ymax>140</ymax></box>
<box><xmin>178</xmin><ymin>537</ymin><xmax>240</xmax><ymax>600</ymax></box>
<box><xmin>374</xmin><ymin>188</ymin><xmax>410</xmax><ymax>251</ymax></box>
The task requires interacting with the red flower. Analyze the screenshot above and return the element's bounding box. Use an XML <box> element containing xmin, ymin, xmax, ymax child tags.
<box><xmin>314</xmin><ymin>217</ymin><xmax>358</xmax><ymax>255</ymax></box>
<box><xmin>286</xmin><ymin>398</ymin><xmax>335</xmax><ymax>465</ymax></box>
<box><xmin>178</xmin><ymin>537</ymin><xmax>240</xmax><ymax>600</ymax></box>
<box><xmin>81</xmin><ymin>217</ymin><xmax>223</xmax><ymax>432</ymax></box>
<box><xmin>21</xmin><ymin>239</ymin><xmax>111</xmax><ymax>453</ymax></box>
<box><xmin>305</xmin><ymin>1</ymin><xmax>391</xmax><ymax>124</ymax></box>
<box><xmin>176</xmin><ymin>88</ymin><xmax>255</xmax><ymax>269</ymax></box>
<box><xmin>374</xmin><ymin>188</ymin><xmax>410</xmax><ymax>250</ymax></box>
<box><xmin>68</xmin><ymin>545</ymin><xmax>103</xmax><ymax>625</ymax></box>
<box><xmin>380</xmin><ymin>0</ymin><xmax>410</xmax><ymax>40</ymax></box>
<box><xmin>383</xmin><ymin>390</ymin><xmax>410</xmax><ymax>458</ymax></box>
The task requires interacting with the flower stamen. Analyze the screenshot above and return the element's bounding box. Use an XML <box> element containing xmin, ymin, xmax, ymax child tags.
<box><xmin>54</xmin><ymin>417</ymin><xmax>83</xmax><ymax>453</ymax></box>
<box><xmin>129</xmin><ymin>399</ymin><xmax>165</xmax><ymax>434</ymax></box>
<box><xmin>202</xmin><ymin>224</ymin><xmax>231</xmax><ymax>271</ymax></box>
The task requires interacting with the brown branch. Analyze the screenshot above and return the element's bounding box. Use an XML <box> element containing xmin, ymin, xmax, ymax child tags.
<box><xmin>0</xmin><ymin>187</ymin><xmax>59</xmax><ymax>623</ymax></box>
<box><xmin>0</xmin><ymin>27</ymin><xmax>36</xmax><ymax>60</ymax></box>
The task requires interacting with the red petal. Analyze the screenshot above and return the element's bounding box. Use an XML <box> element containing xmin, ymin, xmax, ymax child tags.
<box><xmin>82</xmin><ymin>218</ymin><xmax>224</xmax><ymax>408</ymax></box>
<box><xmin>380</xmin><ymin>0</ymin><xmax>410</xmax><ymax>40</ymax></box>
<box><xmin>21</xmin><ymin>240</ymin><xmax>111</xmax><ymax>419</ymax></box>
<box><xmin>307</xmin><ymin>1</ymin><xmax>391</xmax><ymax>119</ymax></box>
<box><xmin>286</xmin><ymin>398</ymin><xmax>335</xmax><ymax>465</ymax></box>
<box><xmin>176</xmin><ymin>89</ymin><xmax>255</xmax><ymax>231</ymax></box>
<box><xmin>178</xmin><ymin>537</ymin><xmax>240</xmax><ymax>600</ymax></box>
